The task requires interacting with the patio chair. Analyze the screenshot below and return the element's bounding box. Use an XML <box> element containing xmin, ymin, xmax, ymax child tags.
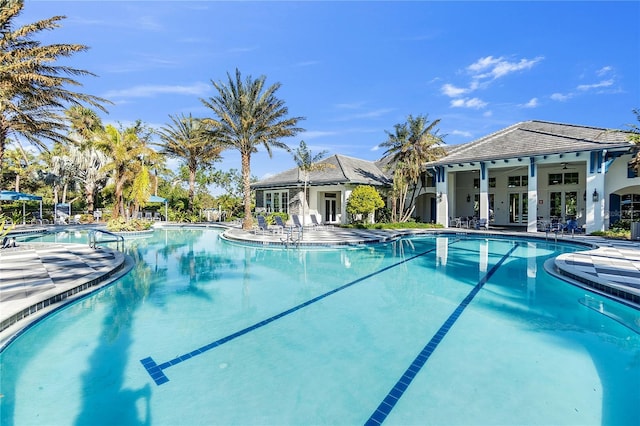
<box><xmin>475</xmin><ymin>218</ymin><xmax>489</xmax><ymax>230</ymax></box>
<box><xmin>1</xmin><ymin>236</ymin><xmax>17</xmax><ymax>249</ymax></box>
<box><xmin>565</xmin><ymin>218</ymin><xmax>583</xmax><ymax>235</ymax></box>
<box><xmin>310</xmin><ymin>214</ymin><xmax>326</xmax><ymax>230</ymax></box>
<box><xmin>291</xmin><ymin>214</ymin><xmax>314</xmax><ymax>231</ymax></box>
<box><xmin>273</xmin><ymin>215</ymin><xmax>287</xmax><ymax>231</ymax></box>
<box><xmin>255</xmin><ymin>215</ymin><xmax>282</xmax><ymax>235</ymax></box>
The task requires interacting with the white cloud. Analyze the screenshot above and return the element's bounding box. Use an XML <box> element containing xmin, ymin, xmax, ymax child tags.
<box><xmin>483</xmin><ymin>110</ymin><xmax>493</xmax><ymax>117</ymax></box>
<box><xmin>551</xmin><ymin>92</ymin><xmax>571</xmax><ymax>102</ymax></box>
<box><xmin>451</xmin><ymin>129</ymin><xmax>473</xmax><ymax>138</ymax></box>
<box><xmin>468</xmin><ymin>55</ymin><xmax>543</xmax><ymax>80</ymax></box>
<box><xmin>522</xmin><ymin>98</ymin><xmax>539</xmax><ymax>108</ymax></box>
<box><xmin>301</xmin><ymin>130</ymin><xmax>338</xmax><ymax>139</ymax></box>
<box><xmin>596</xmin><ymin>66</ymin><xmax>613</xmax><ymax>76</ymax></box>
<box><xmin>577</xmin><ymin>79</ymin><xmax>614</xmax><ymax>91</ymax></box>
<box><xmin>103</xmin><ymin>82</ymin><xmax>210</xmax><ymax>99</ymax></box>
<box><xmin>441</xmin><ymin>83</ymin><xmax>469</xmax><ymax>97</ymax></box>
<box><xmin>451</xmin><ymin>97</ymin><xmax>487</xmax><ymax>109</ymax></box>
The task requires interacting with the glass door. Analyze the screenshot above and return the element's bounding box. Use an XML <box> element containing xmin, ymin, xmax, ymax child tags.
<box><xmin>509</xmin><ymin>192</ymin><xmax>528</xmax><ymax>224</ymax></box>
<box><xmin>325</xmin><ymin>199</ymin><xmax>336</xmax><ymax>222</ymax></box>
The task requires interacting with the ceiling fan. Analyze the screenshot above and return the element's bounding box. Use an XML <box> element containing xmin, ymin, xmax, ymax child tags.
<box><xmin>560</xmin><ymin>162</ymin><xmax>576</xmax><ymax>170</ymax></box>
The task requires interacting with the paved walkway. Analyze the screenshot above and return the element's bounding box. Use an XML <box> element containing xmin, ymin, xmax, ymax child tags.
<box><xmin>0</xmin><ymin>241</ymin><xmax>130</xmax><ymax>349</ymax></box>
<box><xmin>1</xmin><ymin>225</ymin><xmax>638</xmax><ymax>349</ymax></box>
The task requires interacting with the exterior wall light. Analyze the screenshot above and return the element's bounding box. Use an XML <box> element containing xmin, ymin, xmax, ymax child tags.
<box><xmin>592</xmin><ymin>189</ymin><xmax>599</xmax><ymax>202</ymax></box>
<box><xmin>466</xmin><ymin>194</ymin><xmax>471</xmax><ymax>203</ymax></box>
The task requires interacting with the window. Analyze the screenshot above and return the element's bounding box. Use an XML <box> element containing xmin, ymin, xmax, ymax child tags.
<box><xmin>550</xmin><ymin>192</ymin><xmax>562</xmax><ymax>217</ymax></box>
<box><xmin>621</xmin><ymin>194</ymin><xmax>640</xmax><ymax>221</ymax></box>
<box><xmin>564</xmin><ymin>172</ymin><xmax>579</xmax><ymax>185</ymax></box>
<box><xmin>473</xmin><ymin>178</ymin><xmax>480</xmax><ymax>189</ymax></box>
<box><xmin>565</xmin><ymin>191</ymin><xmax>577</xmax><ymax>217</ymax></box>
<box><xmin>548</xmin><ymin>173</ymin><xmax>562</xmax><ymax>185</ymax></box>
<box><xmin>508</xmin><ymin>175</ymin><xmax>527</xmax><ymax>187</ymax></box>
<box><xmin>489</xmin><ymin>177</ymin><xmax>496</xmax><ymax>188</ymax></box>
<box><xmin>628</xmin><ymin>162</ymin><xmax>638</xmax><ymax>179</ymax></box>
<box><xmin>263</xmin><ymin>191</ymin><xmax>289</xmax><ymax>213</ymax></box>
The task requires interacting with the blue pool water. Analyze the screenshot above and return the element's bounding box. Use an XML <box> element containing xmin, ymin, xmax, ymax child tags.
<box><xmin>1</xmin><ymin>228</ymin><xmax>639</xmax><ymax>425</ymax></box>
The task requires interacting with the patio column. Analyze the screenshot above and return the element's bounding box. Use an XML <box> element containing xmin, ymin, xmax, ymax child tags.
<box><xmin>341</xmin><ymin>189</ymin><xmax>351</xmax><ymax>225</ymax></box>
<box><xmin>585</xmin><ymin>150</ymin><xmax>606</xmax><ymax>233</ymax></box>
<box><xmin>479</xmin><ymin>162</ymin><xmax>489</xmax><ymax>222</ymax></box>
<box><xmin>527</xmin><ymin>158</ymin><xmax>538</xmax><ymax>233</ymax></box>
<box><xmin>436</xmin><ymin>168</ymin><xmax>449</xmax><ymax>227</ymax></box>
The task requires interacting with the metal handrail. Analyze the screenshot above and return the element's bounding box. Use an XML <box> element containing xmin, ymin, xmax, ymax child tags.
<box><xmin>88</xmin><ymin>229</ymin><xmax>125</xmax><ymax>252</ymax></box>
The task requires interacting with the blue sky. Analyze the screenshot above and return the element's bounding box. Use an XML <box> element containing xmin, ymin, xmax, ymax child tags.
<box><xmin>21</xmin><ymin>1</ymin><xmax>640</xmax><ymax>182</ymax></box>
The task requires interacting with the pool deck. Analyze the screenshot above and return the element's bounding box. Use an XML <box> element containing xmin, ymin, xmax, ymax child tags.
<box><xmin>1</xmin><ymin>224</ymin><xmax>639</xmax><ymax>349</ymax></box>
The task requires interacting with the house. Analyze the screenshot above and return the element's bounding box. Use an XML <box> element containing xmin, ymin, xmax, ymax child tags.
<box><xmin>252</xmin><ymin>120</ymin><xmax>637</xmax><ymax>232</ymax></box>
<box><xmin>251</xmin><ymin>154</ymin><xmax>391</xmax><ymax>224</ymax></box>
<box><xmin>420</xmin><ymin>120</ymin><xmax>637</xmax><ymax>233</ymax></box>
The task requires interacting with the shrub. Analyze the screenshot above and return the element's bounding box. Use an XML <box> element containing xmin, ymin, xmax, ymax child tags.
<box><xmin>106</xmin><ymin>217</ymin><xmax>153</xmax><ymax>232</ymax></box>
<box><xmin>346</xmin><ymin>185</ymin><xmax>385</xmax><ymax>224</ymax></box>
<box><xmin>267</xmin><ymin>212</ymin><xmax>288</xmax><ymax>225</ymax></box>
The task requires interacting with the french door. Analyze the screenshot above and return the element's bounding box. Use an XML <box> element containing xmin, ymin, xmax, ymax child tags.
<box><xmin>509</xmin><ymin>192</ymin><xmax>528</xmax><ymax>224</ymax></box>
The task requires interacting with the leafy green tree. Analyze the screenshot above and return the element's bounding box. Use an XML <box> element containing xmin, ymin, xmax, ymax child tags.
<box><xmin>211</xmin><ymin>168</ymin><xmax>247</xmax><ymax>199</ymax></box>
<box><xmin>0</xmin><ymin>0</ymin><xmax>110</xmax><ymax>184</ymax></box>
<box><xmin>3</xmin><ymin>143</ymin><xmax>36</xmax><ymax>191</ymax></box>
<box><xmin>379</xmin><ymin>114</ymin><xmax>446</xmax><ymax>222</ymax></box>
<box><xmin>346</xmin><ymin>185</ymin><xmax>385</xmax><ymax>224</ymax></box>
<box><xmin>201</xmin><ymin>69</ymin><xmax>304</xmax><ymax>230</ymax></box>
<box><xmin>627</xmin><ymin>108</ymin><xmax>640</xmax><ymax>172</ymax></box>
<box><xmin>291</xmin><ymin>140</ymin><xmax>333</xmax><ymax>226</ymax></box>
<box><xmin>156</xmin><ymin>113</ymin><xmax>225</xmax><ymax>213</ymax></box>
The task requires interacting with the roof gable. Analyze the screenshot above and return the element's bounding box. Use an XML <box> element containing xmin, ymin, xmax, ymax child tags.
<box><xmin>252</xmin><ymin>154</ymin><xmax>391</xmax><ymax>189</ymax></box>
<box><xmin>429</xmin><ymin>120</ymin><xmax>632</xmax><ymax>166</ymax></box>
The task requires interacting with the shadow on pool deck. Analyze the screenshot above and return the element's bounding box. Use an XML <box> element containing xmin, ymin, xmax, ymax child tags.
<box><xmin>1</xmin><ymin>224</ymin><xmax>638</xmax><ymax>349</ymax></box>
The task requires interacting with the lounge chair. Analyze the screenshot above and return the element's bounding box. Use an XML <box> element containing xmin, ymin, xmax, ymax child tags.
<box><xmin>255</xmin><ymin>215</ymin><xmax>282</xmax><ymax>235</ymax></box>
<box><xmin>274</xmin><ymin>216</ymin><xmax>287</xmax><ymax>231</ymax></box>
<box><xmin>310</xmin><ymin>214</ymin><xmax>326</xmax><ymax>230</ymax></box>
<box><xmin>291</xmin><ymin>214</ymin><xmax>313</xmax><ymax>231</ymax></box>
<box><xmin>1</xmin><ymin>236</ymin><xmax>17</xmax><ymax>249</ymax></box>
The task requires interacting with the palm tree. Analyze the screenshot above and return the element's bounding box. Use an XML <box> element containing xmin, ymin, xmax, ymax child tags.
<box><xmin>66</xmin><ymin>145</ymin><xmax>109</xmax><ymax>213</ymax></box>
<box><xmin>65</xmin><ymin>106</ymin><xmax>104</xmax><ymax>149</ymax></box>
<box><xmin>62</xmin><ymin>107</ymin><xmax>108</xmax><ymax>213</ymax></box>
<box><xmin>96</xmin><ymin>122</ymin><xmax>155</xmax><ymax>219</ymax></box>
<box><xmin>379</xmin><ymin>114</ymin><xmax>446</xmax><ymax>222</ymax></box>
<box><xmin>156</xmin><ymin>114</ymin><xmax>225</xmax><ymax>213</ymax></box>
<box><xmin>201</xmin><ymin>69</ymin><xmax>304</xmax><ymax>230</ymax></box>
<box><xmin>291</xmin><ymin>140</ymin><xmax>332</xmax><ymax>226</ymax></box>
<box><xmin>0</xmin><ymin>1</ymin><xmax>110</xmax><ymax>183</ymax></box>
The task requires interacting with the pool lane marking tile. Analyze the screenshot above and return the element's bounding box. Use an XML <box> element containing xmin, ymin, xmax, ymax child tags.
<box><xmin>365</xmin><ymin>242</ymin><xmax>520</xmax><ymax>426</ymax></box>
<box><xmin>140</xmin><ymin>240</ymin><xmax>460</xmax><ymax>385</ymax></box>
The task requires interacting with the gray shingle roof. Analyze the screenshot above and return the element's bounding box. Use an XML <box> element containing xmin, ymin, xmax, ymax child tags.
<box><xmin>428</xmin><ymin>120</ymin><xmax>633</xmax><ymax>166</ymax></box>
<box><xmin>251</xmin><ymin>154</ymin><xmax>392</xmax><ymax>189</ymax></box>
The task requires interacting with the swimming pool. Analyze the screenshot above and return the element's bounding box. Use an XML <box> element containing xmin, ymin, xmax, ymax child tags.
<box><xmin>1</xmin><ymin>228</ymin><xmax>639</xmax><ymax>425</ymax></box>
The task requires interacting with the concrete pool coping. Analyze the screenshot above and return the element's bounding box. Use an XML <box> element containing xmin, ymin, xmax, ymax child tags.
<box><xmin>1</xmin><ymin>223</ymin><xmax>638</xmax><ymax>349</ymax></box>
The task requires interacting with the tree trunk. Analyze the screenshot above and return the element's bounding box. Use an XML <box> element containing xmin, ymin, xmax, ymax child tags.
<box><xmin>241</xmin><ymin>152</ymin><xmax>253</xmax><ymax>230</ymax></box>
<box><xmin>188</xmin><ymin>167</ymin><xmax>196</xmax><ymax>213</ymax></box>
